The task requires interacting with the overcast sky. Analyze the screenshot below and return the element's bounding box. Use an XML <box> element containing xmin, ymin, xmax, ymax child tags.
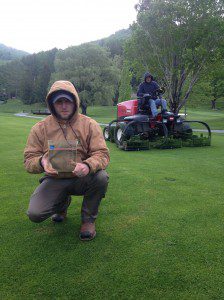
<box><xmin>1</xmin><ymin>0</ymin><xmax>137</xmax><ymax>54</ymax></box>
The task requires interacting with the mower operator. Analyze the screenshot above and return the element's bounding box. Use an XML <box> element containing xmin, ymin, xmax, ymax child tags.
<box><xmin>137</xmin><ymin>72</ymin><xmax>167</xmax><ymax>117</ymax></box>
<box><xmin>24</xmin><ymin>80</ymin><xmax>109</xmax><ymax>241</ymax></box>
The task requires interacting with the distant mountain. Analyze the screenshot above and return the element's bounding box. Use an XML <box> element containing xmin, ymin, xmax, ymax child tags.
<box><xmin>0</xmin><ymin>43</ymin><xmax>29</xmax><ymax>64</ymax></box>
<box><xmin>92</xmin><ymin>29</ymin><xmax>131</xmax><ymax>57</ymax></box>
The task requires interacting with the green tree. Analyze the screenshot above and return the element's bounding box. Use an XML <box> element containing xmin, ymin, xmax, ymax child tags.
<box><xmin>125</xmin><ymin>0</ymin><xmax>224</xmax><ymax>112</ymax></box>
<box><xmin>118</xmin><ymin>61</ymin><xmax>133</xmax><ymax>102</ymax></box>
<box><xmin>210</xmin><ymin>59</ymin><xmax>224</xmax><ymax>100</ymax></box>
<box><xmin>0</xmin><ymin>60</ymin><xmax>26</xmax><ymax>99</ymax></box>
<box><xmin>51</xmin><ymin>44</ymin><xmax>120</xmax><ymax>106</ymax></box>
<box><xmin>96</xmin><ymin>29</ymin><xmax>131</xmax><ymax>58</ymax></box>
<box><xmin>20</xmin><ymin>48</ymin><xmax>57</xmax><ymax>104</ymax></box>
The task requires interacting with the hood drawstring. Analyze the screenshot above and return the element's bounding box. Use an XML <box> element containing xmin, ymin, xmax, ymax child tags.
<box><xmin>58</xmin><ymin>122</ymin><xmax>70</xmax><ymax>144</ymax></box>
<box><xmin>57</xmin><ymin>121</ymin><xmax>86</xmax><ymax>153</ymax></box>
<box><xmin>68</xmin><ymin>122</ymin><xmax>86</xmax><ymax>153</ymax></box>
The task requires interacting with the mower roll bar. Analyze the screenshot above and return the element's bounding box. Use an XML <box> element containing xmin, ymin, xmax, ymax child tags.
<box><xmin>108</xmin><ymin>119</ymin><xmax>118</xmax><ymax>132</ymax></box>
<box><xmin>183</xmin><ymin>120</ymin><xmax>211</xmax><ymax>140</ymax></box>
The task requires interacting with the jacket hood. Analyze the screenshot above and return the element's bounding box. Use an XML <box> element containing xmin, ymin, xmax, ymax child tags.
<box><xmin>46</xmin><ymin>80</ymin><xmax>80</xmax><ymax>120</ymax></box>
<box><xmin>144</xmin><ymin>72</ymin><xmax>153</xmax><ymax>82</ymax></box>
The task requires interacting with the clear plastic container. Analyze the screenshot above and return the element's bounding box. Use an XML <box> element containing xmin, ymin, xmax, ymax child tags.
<box><xmin>48</xmin><ymin>140</ymin><xmax>78</xmax><ymax>173</ymax></box>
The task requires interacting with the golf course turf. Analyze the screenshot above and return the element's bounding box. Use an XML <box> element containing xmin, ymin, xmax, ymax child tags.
<box><xmin>0</xmin><ymin>111</ymin><xmax>224</xmax><ymax>299</ymax></box>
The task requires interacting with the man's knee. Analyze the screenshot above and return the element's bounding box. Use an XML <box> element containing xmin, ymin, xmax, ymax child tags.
<box><xmin>84</xmin><ymin>170</ymin><xmax>109</xmax><ymax>200</ymax></box>
<box><xmin>94</xmin><ymin>170</ymin><xmax>109</xmax><ymax>187</ymax></box>
<box><xmin>27</xmin><ymin>209</ymin><xmax>46</xmax><ymax>223</ymax></box>
<box><xmin>88</xmin><ymin>171</ymin><xmax>109</xmax><ymax>197</ymax></box>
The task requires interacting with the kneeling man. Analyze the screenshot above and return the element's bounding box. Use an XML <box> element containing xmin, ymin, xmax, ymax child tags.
<box><xmin>24</xmin><ymin>80</ymin><xmax>109</xmax><ymax>241</ymax></box>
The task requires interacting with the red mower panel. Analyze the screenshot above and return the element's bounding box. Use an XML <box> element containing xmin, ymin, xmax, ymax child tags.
<box><xmin>117</xmin><ymin>99</ymin><xmax>138</xmax><ymax>119</ymax></box>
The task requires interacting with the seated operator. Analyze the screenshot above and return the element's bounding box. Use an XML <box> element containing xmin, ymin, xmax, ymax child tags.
<box><xmin>137</xmin><ymin>72</ymin><xmax>167</xmax><ymax>117</ymax></box>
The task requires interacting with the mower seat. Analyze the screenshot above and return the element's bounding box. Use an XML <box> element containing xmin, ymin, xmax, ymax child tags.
<box><xmin>138</xmin><ymin>97</ymin><xmax>150</xmax><ymax>112</ymax></box>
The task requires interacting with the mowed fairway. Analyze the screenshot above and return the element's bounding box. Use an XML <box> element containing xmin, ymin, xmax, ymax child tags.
<box><xmin>0</xmin><ymin>114</ymin><xmax>224</xmax><ymax>299</ymax></box>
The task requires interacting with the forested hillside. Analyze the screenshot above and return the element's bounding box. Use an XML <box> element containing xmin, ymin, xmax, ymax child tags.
<box><xmin>0</xmin><ymin>48</ymin><xmax>57</xmax><ymax>103</ymax></box>
<box><xmin>0</xmin><ymin>0</ymin><xmax>224</xmax><ymax>110</ymax></box>
<box><xmin>0</xmin><ymin>29</ymin><xmax>128</xmax><ymax>105</ymax></box>
<box><xmin>93</xmin><ymin>28</ymin><xmax>131</xmax><ymax>57</ymax></box>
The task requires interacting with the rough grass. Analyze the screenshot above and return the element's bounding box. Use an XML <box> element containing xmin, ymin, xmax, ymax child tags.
<box><xmin>185</xmin><ymin>109</ymin><xmax>224</xmax><ymax>130</ymax></box>
<box><xmin>0</xmin><ymin>114</ymin><xmax>224</xmax><ymax>299</ymax></box>
<box><xmin>0</xmin><ymin>99</ymin><xmax>46</xmax><ymax>113</ymax></box>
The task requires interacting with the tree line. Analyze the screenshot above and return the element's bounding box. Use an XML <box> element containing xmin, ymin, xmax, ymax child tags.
<box><xmin>0</xmin><ymin>31</ymin><xmax>126</xmax><ymax>106</ymax></box>
<box><xmin>0</xmin><ymin>0</ymin><xmax>224</xmax><ymax>111</ymax></box>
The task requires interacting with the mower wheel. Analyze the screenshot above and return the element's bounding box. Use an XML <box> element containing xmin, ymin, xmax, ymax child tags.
<box><xmin>114</xmin><ymin>123</ymin><xmax>126</xmax><ymax>147</ymax></box>
<box><xmin>103</xmin><ymin>126</ymin><xmax>110</xmax><ymax>141</ymax></box>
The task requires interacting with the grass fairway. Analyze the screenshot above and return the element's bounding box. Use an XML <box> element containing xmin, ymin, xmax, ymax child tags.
<box><xmin>0</xmin><ymin>114</ymin><xmax>224</xmax><ymax>299</ymax></box>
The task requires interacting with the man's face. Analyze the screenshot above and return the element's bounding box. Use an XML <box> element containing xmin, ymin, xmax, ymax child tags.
<box><xmin>53</xmin><ymin>98</ymin><xmax>75</xmax><ymax>120</ymax></box>
<box><xmin>145</xmin><ymin>76</ymin><xmax>152</xmax><ymax>83</ymax></box>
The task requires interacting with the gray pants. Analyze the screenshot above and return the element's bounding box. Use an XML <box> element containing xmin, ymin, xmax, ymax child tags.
<box><xmin>27</xmin><ymin>170</ymin><xmax>109</xmax><ymax>224</ymax></box>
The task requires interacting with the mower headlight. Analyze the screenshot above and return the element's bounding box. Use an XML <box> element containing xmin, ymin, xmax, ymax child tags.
<box><xmin>177</xmin><ymin>119</ymin><xmax>181</xmax><ymax>123</ymax></box>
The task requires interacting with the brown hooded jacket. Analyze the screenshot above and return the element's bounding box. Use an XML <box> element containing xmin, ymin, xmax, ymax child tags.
<box><xmin>24</xmin><ymin>80</ymin><xmax>110</xmax><ymax>177</ymax></box>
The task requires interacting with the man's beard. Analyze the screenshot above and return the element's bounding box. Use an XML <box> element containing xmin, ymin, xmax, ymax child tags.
<box><xmin>58</xmin><ymin>112</ymin><xmax>74</xmax><ymax>120</ymax></box>
<box><xmin>57</xmin><ymin>107</ymin><xmax>76</xmax><ymax>120</ymax></box>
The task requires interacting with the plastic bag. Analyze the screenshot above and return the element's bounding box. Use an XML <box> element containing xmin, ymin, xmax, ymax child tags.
<box><xmin>48</xmin><ymin>140</ymin><xmax>78</xmax><ymax>173</ymax></box>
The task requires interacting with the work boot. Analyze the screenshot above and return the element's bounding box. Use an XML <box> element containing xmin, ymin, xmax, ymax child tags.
<box><xmin>51</xmin><ymin>196</ymin><xmax>71</xmax><ymax>223</ymax></box>
<box><xmin>79</xmin><ymin>222</ymin><xmax>96</xmax><ymax>241</ymax></box>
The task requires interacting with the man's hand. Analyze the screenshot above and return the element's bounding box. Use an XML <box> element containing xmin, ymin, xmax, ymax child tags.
<box><xmin>73</xmin><ymin>163</ymin><xmax>90</xmax><ymax>177</ymax></box>
<box><xmin>41</xmin><ymin>155</ymin><xmax>58</xmax><ymax>176</ymax></box>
